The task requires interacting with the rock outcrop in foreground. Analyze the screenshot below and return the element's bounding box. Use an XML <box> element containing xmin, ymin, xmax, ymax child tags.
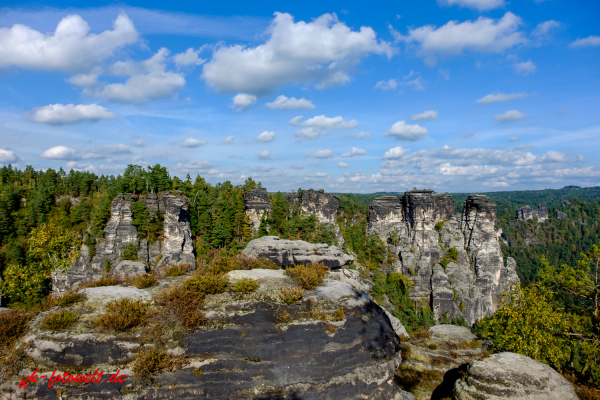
<box><xmin>52</xmin><ymin>191</ymin><xmax>194</xmax><ymax>294</ymax></box>
<box><xmin>454</xmin><ymin>352</ymin><xmax>578</xmax><ymax>399</ymax></box>
<box><xmin>243</xmin><ymin>236</ymin><xmax>354</xmax><ymax>268</ymax></box>
<box><xmin>368</xmin><ymin>190</ymin><xmax>520</xmax><ymax>325</ymax></box>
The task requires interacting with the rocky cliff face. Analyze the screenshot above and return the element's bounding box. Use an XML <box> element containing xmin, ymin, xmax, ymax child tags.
<box><xmin>52</xmin><ymin>191</ymin><xmax>194</xmax><ymax>293</ymax></box>
<box><xmin>368</xmin><ymin>191</ymin><xmax>519</xmax><ymax>325</ymax></box>
<box><xmin>516</xmin><ymin>204</ymin><xmax>548</xmax><ymax>222</ymax></box>
<box><xmin>244</xmin><ymin>188</ymin><xmax>271</xmax><ymax>233</ymax></box>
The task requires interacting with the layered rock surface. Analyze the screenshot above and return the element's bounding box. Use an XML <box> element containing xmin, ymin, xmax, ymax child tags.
<box><xmin>243</xmin><ymin>236</ymin><xmax>354</xmax><ymax>268</ymax></box>
<box><xmin>368</xmin><ymin>191</ymin><xmax>520</xmax><ymax>325</ymax></box>
<box><xmin>516</xmin><ymin>204</ymin><xmax>549</xmax><ymax>222</ymax></box>
<box><xmin>52</xmin><ymin>191</ymin><xmax>194</xmax><ymax>294</ymax></box>
<box><xmin>244</xmin><ymin>188</ymin><xmax>271</xmax><ymax>233</ymax></box>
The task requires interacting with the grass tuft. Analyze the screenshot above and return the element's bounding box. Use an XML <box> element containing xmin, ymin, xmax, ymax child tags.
<box><xmin>286</xmin><ymin>263</ymin><xmax>328</xmax><ymax>290</ymax></box>
<box><xmin>279</xmin><ymin>287</ymin><xmax>305</xmax><ymax>304</ymax></box>
<box><xmin>232</xmin><ymin>278</ymin><xmax>259</xmax><ymax>294</ymax></box>
<box><xmin>0</xmin><ymin>310</ymin><xmax>30</xmax><ymax>348</ymax></box>
<box><xmin>78</xmin><ymin>275</ymin><xmax>123</xmax><ymax>290</ymax></box>
<box><xmin>133</xmin><ymin>347</ymin><xmax>185</xmax><ymax>381</ymax></box>
<box><xmin>163</xmin><ymin>263</ymin><xmax>194</xmax><ymax>278</ymax></box>
<box><xmin>97</xmin><ymin>298</ymin><xmax>149</xmax><ymax>332</ymax></box>
<box><xmin>41</xmin><ymin>310</ymin><xmax>78</xmax><ymax>331</ymax></box>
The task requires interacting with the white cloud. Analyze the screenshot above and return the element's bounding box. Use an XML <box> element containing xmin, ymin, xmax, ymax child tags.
<box><xmin>0</xmin><ymin>13</ymin><xmax>138</xmax><ymax>72</ymax></box>
<box><xmin>382</xmin><ymin>146</ymin><xmax>409</xmax><ymax>159</ymax></box>
<box><xmin>173</xmin><ymin>47</ymin><xmax>206</xmax><ymax>67</ymax></box>
<box><xmin>577</xmin><ymin>155</ymin><xmax>585</xmax><ymax>162</ymax></box>
<box><xmin>173</xmin><ymin>160</ymin><xmax>216</xmax><ymax>173</ymax></box>
<box><xmin>403</xmin><ymin>76</ymin><xmax>426</xmax><ymax>91</ymax></box>
<box><xmin>341</xmin><ymin>147</ymin><xmax>367</xmax><ymax>157</ymax></box>
<box><xmin>515</xmin><ymin>60</ymin><xmax>536</xmax><ymax>75</ymax></box>
<box><xmin>540</xmin><ymin>150</ymin><xmax>568</xmax><ymax>163</ymax></box>
<box><xmin>476</xmin><ymin>92</ymin><xmax>532</xmax><ymax>104</ymax></box>
<box><xmin>385</xmin><ymin>121</ymin><xmax>428</xmax><ymax>141</ymax></box>
<box><xmin>395</xmin><ymin>12</ymin><xmax>525</xmax><ymax>65</ymax></box>
<box><xmin>342</xmin><ymin>131</ymin><xmax>371</xmax><ymax>139</ymax></box>
<box><xmin>315</xmin><ymin>172</ymin><xmax>327</xmax><ymax>177</ymax></box>
<box><xmin>255</xmin><ymin>131</ymin><xmax>276</xmax><ymax>142</ymax></box>
<box><xmin>374</xmin><ymin>79</ymin><xmax>398</xmax><ymax>90</ymax></box>
<box><xmin>532</xmin><ymin>20</ymin><xmax>560</xmax><ymax>37</ymax></box>
<box><xmin>437</xmin><ymin>0</ymin><xmax>505</xmax><ymax>11</ymax></box>
<box><xmin>411</xmin><ymin>110</ymin><xmax>438</xmax><ymax>121</ymax></box>
<box><xmin>231</xmin><ymin>93</ymin><xmax>257</xmax><ymax>111</ymax></box>
<box><xmin>257</xmin><ymin>150</ymin><xmax>274</xmax><ymax>160</ymax></box>
<box><xmin>74</xmin><ymin>48</ymin><xmax>186</xmax><ymax>103</ymax></box>
<box><xmin>289</xmin><ymin>115</ymin><xmax>358</xmax><ymax>128</ymax></box>
<box><xmin>131</xmin><ymin>140</ymin><xmax>147</xmax><ymax>147</ymax></box>
<box><xmin>306</xmin><ymin>150</ymin><xmax>334</xmax><ymax>159</ymax></box>
<box><xmin>181</xmin><ymin>138</ymin><xmax>207</xmax><ymax>148</ymax></box>
<box><xmin>30</xmin><ymin>103</ymin><xmax>116</xmax><ymax>124</ymax></box>
<box><xmin>40</xmin><ymin>145</ymin><xmax>79</xmax><ymax>160</ymax></box>
<box><xmin>494</xmin><ymin>110</ymin><xmax>527</xmax><ymax>122</ymax></box>
<box><xmin>264</xmin><ymin>95</ymin><xmax>315</xmax><ymax>109</ymax></box>
<box><xmin>570</xmin><ymin>35</ymin><xmax>600</xmax><ymax>47</ymax></box>
<box><xmin>295</xmin><ymin>127</ymin><xmax>324</xmax><ymax>141</ymax></box>
<box><xmin>338</xmin><ymin>162</ymin><xmax>350</xmax><ymax>168</ymax></box>
<box><xmin>0</xmin><ymin>148</ymin><xmax>17</xmax><ymax>163</ymax></box>
<box><xmin>202</xmin><ymin>12</ymin><xmax>394</xmax><ymax>95</ymax></box>
<box><xmin>223</xmin><ymin>136</ymin><xmax>234</xmax><ymax>144</ymax></box>
<box><xmin>509</xmin><ymin>136</ymin><xmax>520</xmax><ymax>142</ymax></box>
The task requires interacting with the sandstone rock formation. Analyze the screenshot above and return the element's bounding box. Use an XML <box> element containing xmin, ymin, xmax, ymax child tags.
<box><xmin>243</xmin><ymin>187</ymin><xmax>271</xmax><ymax>233</ymax></box>
<box><xmin>516</xmin><ymin>204</ymin><xmax>548</xmax><ymax>222</ymax></box>
<box><xmin>453</xmin><ymin>352</ymin><xmax>578</xmax><ymax>400</ymax></box>
<box><xmin>52</xmin><ymin>191</ymin><xmax>194</xmax><ymax>294</ymax></box>
<box><xmin>242</xmin><ymin>235</ymin><xmax>354</xmax><ymax>268</ymax></box>
<box><xmin>368</xmin><ymin>191</ymin><xmax>520</xmax><ymax>325</ymax></box>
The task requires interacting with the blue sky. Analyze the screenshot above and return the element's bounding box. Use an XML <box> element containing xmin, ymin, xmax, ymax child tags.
<box><xmin>0</xmin><ymin>0</ymin><xmax>599</xmax><ymax>193</ymax></box>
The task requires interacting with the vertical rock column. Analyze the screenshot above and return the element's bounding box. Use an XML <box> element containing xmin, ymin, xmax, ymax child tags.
<box><xmin>244</xmin><ymin>188</ymin><xmax>271</xmax><ymax>234</ymax></box>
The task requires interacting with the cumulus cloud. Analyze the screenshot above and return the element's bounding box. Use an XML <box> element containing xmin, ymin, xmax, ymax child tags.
<box><xmin>0</xmin><ymin>13</ymin><xmax>138</xmax><ymax>72</ymax></box>
<box><xmin>289</xmin><ymin>115</ymin><xmax>358</xmax><ymax>129</ymax></box>
<box><xmin>515</xmin><ymin>60</ymin><xmax>536</xmax><ymax>75</ymax></box>
<box><xmin>295</xmin><ymin>127</ymin><xmax>324</xmax><ymax>141</ymax></box>
<box><xmin>532</xmin><ymin>20</ymin><xmax>560</xmax><ymax>37</ymax></box>
<box><xmin>385</xmin><ymin>121</ymin><xmax>428</xmax><ymax>141</ymax></box>
<box><xmin>341</xmin><ymin>147</ymin><xmax>367</xmax><ymax>157</ymax></box>
<box><xmin>342</xmin><ymin>131</ymin><xmax>371</xmax><ymax>139</ymax></box>
<box><xmin>494</xmin><ymin>110</ymin><xmax>527</xmax><ymax>122</ymax></box>
<box><xmin>570</xmin><ymin>35</ymin><xmax>600</xmax><ymax>47</ymax></box>
<box><xmin>0</xmin><ymin>148</ymin><xmax>17</xmax><ymax>163</ymax></box>
<box><xmin>257</xmin><ymin>150</ymin><xmax>274</xmax><ymax>160</ymax></box>
<box><xmin>40</xmin><ymin>145</ymin><xmax>79</xmax><ymax>160</ymax></box>
<box><xmin>437</xmin><ymin>0</ymin><xmax>505</xmax><ymax>11</ymax></box>
<box><xmin>374</xmin><ymin>79</ymin><xmax>398</xmax><ymax>90</ymax></box>
<box><xmin>540</xmin><ymin>150</ymin><xmax>568</xmax><ymax>163</ymax></box>
<box><xmin>30</xmin><ymin>103</ymin><xmax>116</xmax><ymax>124</ymax></box>
<box><xmin>265</xmin><ymin>95</ymin><xmax>315</xmax><ymax>109</ymax></box>
<box><xmin>202</xmin><ymin>12</ymin><xmax>394</xmax><ymax>95</ymax></box>
<box><xmin>181</xmin><ymin>138</ymin><xmax>207</xmax><ymax>148</ymax></box>
<box><xmin>411</xmin><ymin>110</ymin><xmax>438</xmax><ymax>121</ymax></box>
<box><xmin>73</xmin><ymin>48</ymin><xmax>186</xmax><ymax>103</ymax></box>
<box><xmin>382</xmin><ymin>146</ymin><xmax>409</xmax><ymax>159</ymax></box>
<box><xmin>338</xmin><ymin>162</ymin><xmax>350</xmax><ymax>168</ymax></box>
<box><xmin>255</xmin><ymin>131</ymin><xmax>276</xmax><ymax>142</ymax></box>
<box><xmin>509</xmin><ymin>136</ymin><xmax>520</xmax><ymax>142</ymax></box>
<box><xmin>231</xmin><ymin>93</ymin><xmax>257</xmax><ymax>111</ymax></box>
<box><xmin>393</xmin><ymin>12</ymin><xmax>525</xmax><ymax>65</ymax></box>
<box><xmin>173</xmin><ymin>47</ymin><xmax>206</xmax><ymax>67</ymax></box>
<box><xmin>223</xmin><ymin>136</ymin><xmax>234</xmax><ymax>144</ymax></box>
<box><xmin>476</xmin><ymin>92</ymin><xmax>532</xmax><ymax>104</ymax></box>
<box><xmin>306</xmin><ymin>150</ymin><xmax>334</xmax><ymax>159</ymax></box>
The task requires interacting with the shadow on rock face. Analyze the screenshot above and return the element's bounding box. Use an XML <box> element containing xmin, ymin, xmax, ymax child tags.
<box><xmin>430</xmin><ymin>364</ymin><xmax>468</xmax><ymax>400</ymax></box>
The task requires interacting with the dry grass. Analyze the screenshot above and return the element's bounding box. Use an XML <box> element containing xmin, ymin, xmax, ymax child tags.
<box><xmin>331</xmin><ymin>306</ymin><xmax>345</xmax><ymax>322</ymax></box>
<box><xmin>0</xmin><ymin>310</ymin><xmax>30</xmax><ymax>348</ymax></box>
<box><xmin>277</xmin><ymin>310</ymin><xmax>292</xmax><ymax>324</ymax></box>
<box><xmin>159</xmin><ymin>282</ymin><xmax>206</xmax><ymax>331</ymax></box>
<box><xmin>163</xmin><ymin>263</ymin><xmax>194</xmax><ymax>277</ymax></box>
<box><xmin>183</xmin><ymin>273</ymin><xmax>228</xmax><ymax>295</ymax></box>
<box><xmin>286</xmin><ymin>263</ymin><xmax>328</xmax><ymax>290</ymax></box>
<box><xmin>127</xmin><ymin>273</ymin><xmax>159</xmax><ymax>289</ymax></box>
<box><xmin>97</xmin><ymin>298</ymin><xmax>149</xmax><ymax>332</ymax></box>
<box><xmin>41</xmin><ymin>310</ymin><xmax>78</xmax><ymax>331</ymax></box>
<box><xmin>576</xmin><ymin>385</ymin><xmax>600</xmax><ymax>400</ymax></box>
<box><xmin>279</xmin><ymin>287</ymin><xmax>305</xmax><ymax>304</ymax></box>
<box><xmin>324</xmin><ymin>322</ymin><xmax>337</xmax><ymax>334</ymax></box>
<box><xmin>232</xmin><ymin>278</ymin><xmax>260</xmax><ymax>294</ymax></box>
<box><xmin>78</xmin><ymin>275</ymin><xmax>123</xmax><ymax>290</ymax></box>
<box><xmin>447</xmin><ymin>341</ymin><xmax>460</xmax><ymax>350</ymax></box>
<box><xmin>428</xmin><ymin>343</ymin><xmax>438</xmax><ymax>350</ymax></box>
<box><xmin>45</xmin><ymin>291</ymin><xmax>86</xmax><ymax>308</ymax></box>
<box><xmin>197</xmin><ymin>250</ymin><xmax>279</xmax><ymax>276</ymax></box>
<box><xmin>133</xmin><ymin>347</ymin><xmax>186</xmax><ymax>381</ymax></box>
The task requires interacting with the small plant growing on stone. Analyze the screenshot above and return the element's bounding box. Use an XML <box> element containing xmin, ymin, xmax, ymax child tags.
<box><xmin>286</xmin><ymin>263</ymin><xmax>328</xmax><ymax>290</ymax></box>
<box><xmin>121</xmin><ymin>243</ymin><xmax>138</xmax><ymax>261</ymax></box>
<box><xmin>45</xmin><ymin>291</ymin><xmax>86</xmax><ymax>308</ymax></box>
<box><xmin>0</xmin><ymin>310</ymin><xmax>30</xmax><ymax>348</ymax></box>
<box><xmin>41</xmin><ymin>310</ymin><xmax>78</xmax><ymax>331</ymax></box>
<box><xmin>164</xmin><ymin>263</ymin><xmax>194</xmax><ymax>277</ymax></box>
<box><xmin>133</xmin><ymin>347</ymin><xmax>184</xmax><ymax>381</ymax></box>
<box><xmin>128</xmin><ymin>273</ymin><xmax>158</xmax><ymax>289</ymax></box>
<box><xmin>103</xmin><ymin>259</ymin><xmax>112</xmax><ymax>272</ymax></box>
<box><xmin>428</xmin><ymin>343</ymin><xmax>438</xmax><ymax>350</ymax></box>
<box><xmin>448</xmin><ymin>247</ymin><xmax>459</xmax><ymax>261</ymax></box>
<box><xmin>97</xmin><ymin>298</ymin><xmax>149</xmax><ymax>332</ymax></box>
<box><xmin>279</xmin><ymin>287</ymin><xmax>305</xmax><ymax>304</ymax></box>
<box><xmin>434</xmin><ymin>220</ymin><xmax>445</xmax><ymax>232</ymax></box>
<box><xmin>160</xmin><ymin>284</ymin><xmax>205</xmax><ymax>331</ymax></box>
<box><xmin>332</xmin><ymin>306</ymin><xmax>345</xmax><ymax>321</ymax></box>
<box><xmin>232</xmin><ymin>278</ymin><xmax>259</xmax><ymax>294</ymax></box>
<box><xmin>277</xmin><ymin>310</ymin><xmax>292</xmax><ymax>324</ymax></box>
<box><xmin>183</xmin><ymin>273</ymin><xmax>228</xmax><ymax>295</ymax></box>
<box><xmin>78</xmin><ymin>275</ymin><xmax>123</xmax><ymax>289</ymax></box>
<box><xmin>324</xmin><ymin>322</ymin><xmax>337</xmax><ymax>334</ymax></box>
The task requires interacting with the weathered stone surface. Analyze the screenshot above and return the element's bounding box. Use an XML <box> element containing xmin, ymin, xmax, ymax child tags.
<box><xmin>243</xmin><ymin>236</ymin><xmax>354</xmax><ymax>268</ymax></box>
<box><xmin>112</xmin><ymin>260</ymin><xmax>147</xmax><ymax>277</ymax></box>
<box><xmin>79</xmin><ymin>286</ymin><xmax>152</xmax><ymax>307</ymax></box>
<box><xmin>244</xmin><ymin>187</ymin><xmax>271</xmax><ymax>233</ymax></box>
<box><xmin>383</xmin><ymin>309</ymin><xmax>409</xmax><ymax>339</ymax></box>
<box><xmin>156</xmin><ymin>191</ymin><xmax>194</xmax><ymax>270</ymax></box>
<box><xmin>557</xmin><ymin>210</ymin><xmax>568</xmax><ymax>219</ymax></box>
<box><xmin>328</xmin><ymin>268</ymin><xmax>374</xmax><ymax>293</ymax></box>
<box><xmin>516</xmin><ymin>204</ymin><xmax>548</xmax><ymax>222</ymax></box>
<box><xmin>453</xmin><ymin>352</ymin><xmax>578</xmax><ymax>400</ymax></box>
<box><xmin>428</xmin><ymin>324</ymin><xmax>476</xmax><ymax>342</ymax></box>
<box><xmin>367</xmin><ymin>195</ymin><xmax>404</xmax><ymax>243</ymax></box>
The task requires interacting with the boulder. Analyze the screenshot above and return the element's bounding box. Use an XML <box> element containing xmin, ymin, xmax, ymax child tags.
<box><xmin>428</xmin><ymin>324</ymin><xmax>476</xmax><ymax>342</ymax></box>
<box><xmin>453</xmin><ymin>352</ymin><xmax>578</xmax><ymax>400</ymax></box>
<box><xmin>242</xmin><ymin>236</ymin><xmax>354</xmax><ymax>268</ymax></box>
